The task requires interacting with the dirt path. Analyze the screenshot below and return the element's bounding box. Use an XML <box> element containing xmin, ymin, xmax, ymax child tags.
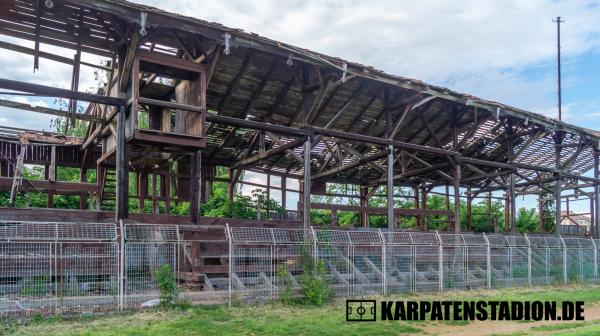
<box><xmin>420</xmin><ymin>304</ymin><xmax>600</xmax><ymax>336</ymax></box>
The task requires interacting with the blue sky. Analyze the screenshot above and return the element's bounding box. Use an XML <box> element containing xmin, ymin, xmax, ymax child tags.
<box><xmin>1</xmin><ymin>0</ymin><xmax>599</xmax><ymax>214</ymax></box>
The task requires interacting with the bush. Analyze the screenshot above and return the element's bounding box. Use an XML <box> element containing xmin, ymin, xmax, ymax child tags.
<box><xmin>299</xmin><ymin>246</ymin><xmax>331</xmax><ymax>306</ymax></box>
<box><xmin>277</xmin><ymin>266</ymin><xmax>293</xmax><ymax>304</ymax></box>
<box><xmin>155</xmin><ymin>265</ymin><xmax>178</xmax><ymax>307</ymax></box>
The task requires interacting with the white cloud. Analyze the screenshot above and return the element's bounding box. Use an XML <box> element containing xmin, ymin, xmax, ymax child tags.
<box><xmin>2</xmin><ymin>0</ymin><xmax>600</xmax><ymax>130</ymax></box>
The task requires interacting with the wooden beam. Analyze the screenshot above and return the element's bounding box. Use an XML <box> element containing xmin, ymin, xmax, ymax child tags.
<box><xmin>265</xmin><ymin>132</ymin><xmax>304</xmax><ymax>164</ymax></box>
<box><xmin>312</xmin><ymin>148</ymin><xmax>389</xmax><ymax>180</ymax></box>
<box><xmin>207</xmin><ymin>114</ymin><xmax>307</xmax><ymax>136</ymax></box>
<box><xmin>0</xmin><ymin>178</ymin><xmax>97</xmax><ymax>193</ymax></box>
<box><xmin>0</xmin><ymin>78</ymin><xmax>125</xmax><ymax>106</ymax></box>
<box><xmin>119</xmin><ymin>30</ymin><xmax>140</xmax><ymax>92</ymax></box>
<box><xmin>235</xmin><ymin>137</ymin><xmax>305</xmax><ymax>169</ymax></box>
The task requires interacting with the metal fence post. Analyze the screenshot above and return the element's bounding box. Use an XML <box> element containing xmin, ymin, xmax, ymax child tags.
<box><xmin>270</xmin><ymin>228</ymin><xmax>276</xmax><ymax>301</ymax></box>
<box><xmin>482</xmin><ymin>233</ymin><xmax>491</xmax><ymax>290</ymax></box>
<box><xmin>435</xmin><ymin>230</ymin><xmax>443</xmax><ymax>292</ymax></box>
<box><xmin>225</xmin><ymin>224</ymin><xmax>232</xmax><ymax>306</ymax></box>
<box><xmin>592</xmin><ymin>238</ymin><xmax>598</xmax><ymax>283</ymax></box>
<box><xmin>560</xmin><ymin>235</ymin><xmax>567</xmax><ymax>284</ymax></box>
<box><xmin>119</xmin><ymin>219</ymin><xmax>125</xmax><ymax>310</ymax></box>
<box><xmin>524</xmin><ymin>233</ymin><xmax>532</xmax><ymax>286</ymax></box>
<box><xmin>378</xmin><ymin>229</ymin><xmax>386</xmax><ymax>296</ymax></box>
<box><xmin>310</xmin><ymin>226</ymin><xmax>318</xmax><ymax>264</ymax></box>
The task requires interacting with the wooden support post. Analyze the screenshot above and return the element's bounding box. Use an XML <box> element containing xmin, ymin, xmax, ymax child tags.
<box><xmin>152</xmin><ymin>174</ymin><xmax>158</xmax><ymax>214</ymax></box>
<box><xmin>487</xmin><ymin>191</ymin><xmax>492</xmax><ymax>231</ymax></box>
<box><xmin>48</xmin><ymin>146</ymin><xmax>56</xmax><ymax>208</ymax></box>
<box><xmin>228</xmin><ymin>169</ymin><xmax>234</xmax><ymax>203</ymax></box>
<box><xmin>96</xmin><ymin>165</ymin><xmax>103</xmax><ymax>211</ymax></box>
<box><xmin>509</xmin><ymin>173</ymin><xmax>516</xmax><ymax>235</ymax></box>
<box><xmin>332</xmin><ymin>209</ymin><xmax>338</xmax><ymax>226</ymax></box>
<box><xmin>554</xmin><ymin>131</ymin><xmax>563</xmax><ymax>236</ymax></box>
<box><xmin>414</xmin><ymin>188</ymin><xmax>420</xmax><ymax>229</ymax></box>
<box><xmin>138</xmin><ymin>172</ymin><xmax>148</xmax><ymax>211</ymax></box>
<box><xmin>44</xmin><ymin>164</ymin><xmax>53</xmax><ymax>208</ymax></box>
<box><xmin>453</xmin><ymin>164</ymin><xmax>461</xmax><ymax>233</ymax></box>
<box><xmin>445</xmin><ymin>185</ymin><xmax>450</xmax><ymax>229</ymax></box>
<box><xmin>49</xmin><ymin>145</ymin><xmax>56</xmax><ymax>182</ymax></box>
<box><xmin>504</xmin><ymin>194</ymin><xmax>510</xmax><ymax>233</ymax></box>
<box><xmin>115</xmin><ymin>106</ymin><xmax>129</xmax><ymax>221</ymax></box>
<box><xmin>266</xmin><ymin>173</ymin><xmax>271</xmax><ymax>219</ymax></box>
<box><xmin>387</xmin><ymin>144</ymin><xmax>395</xmax><ymax>230</ymax></box>
<box><xmin>281</xmin><ymin>177</ymin><xmax>287</xmax><ymax>219</ymax></box>
<box><xmin>466</xmin><ymin>187</ymin><xmax>472</xmax><ymax>231</ymax></box>
<box><xmin>590</xmin><ymin>197</ymin><xmax>594</xmax><ymax>237</ymax></box>
<box><xmin>539</xmin><ymin>194</ymin><xmax>545</xmax><ymax>232</ymax></box>
<box><xmin>190</xmin><ymin>150</ymin><xmax>202</xmax><ymax>224</ymax></box>
<box><xmin>421</xmin><ymin>188</ymin><xmax>428</xmax><ymax>230</ymax></box>
<box><xmin>360</xmin><ymin>186</ymin><xmax>369</xmax><ymax>228</ymax></box>
<box><xmin>303</xmin><ymin>139</ymin><xmax>311</xmax><ymax>230</ymax></box>
<box><xmin>0</xmin><ymin>161</ymin><xmax>7</xmax><ymax>177</ymax></box>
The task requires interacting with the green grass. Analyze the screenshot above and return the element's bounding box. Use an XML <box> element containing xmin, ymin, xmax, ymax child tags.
<box><xmin>2</xmin><ymin>285</ymin><xmax>600</xmax><ymax>336</ymax></box>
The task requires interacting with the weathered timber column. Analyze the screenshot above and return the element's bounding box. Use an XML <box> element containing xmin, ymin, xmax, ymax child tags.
<box><xmin>387</xmin><ymin>144</ymin><xmax>394</xmax><ymax>230</ymax></box>
<box><xmin>504</xmin><ymin>193</ymin><xmax>510</xmax><ymax>233</ymax></box>
<box><xmin>487</xmin><ymin>191</ymin><xmax>493</xmax><ymax>231</ymax></box>
<box><xmin>589</xmin><ymin>197</ymin><xmax>594</xmax><ymax>237</ymax></box>
<box><xmin>281</xmin><ymin>177</ymin><xmax>287</xmax><ymax>219</ymax></box>
<box><xmin>152</xmin><ymin>174</ymin><xmax>158</xmax><ymax>214</ymax></box>
<box><xmin>138</xmin><ymin>172</ymin><xmax>148</xmax><ymax>211</ymax></box>
<box><xmin>266</xmin><ymin>173</ymin><xmax>271</xmax><ymax>219</ymax></box>
<box><xmin>414</xmin><ymin>188</ymin><xmax>420</xmax><ymax>229</ymax></box>
<box><xmin>509</xmin><ymin>173</ymin><xmax>516</xmax><ymax>235</ymax></box>
<box><xmin>466</xmin><ymin>187</ymin><xmax>472</xmax><ymax>231</ymax></box>
<box><xmin>115</xmin><ymin>105</ymin><xmax>129</xmax><ymax>221</ymax></box>
<box><xmin>360</xmin><ymin>186</ymin><xmax>369</xmax><ymax>227</ymax></box>
<box><xmin>303</xmin><ymin>139</ymin><xmax>311</xmax><ymax>230</ymax></box>
<box><xmin>420</xmin><ymin>188</ymin><xmax>428</xmax><ymax>230</ymax></box>
<box><xmin>453</xmin><ymin>164</ymin><xmax>461</xmax><ymax>233</ymax></box>
<box><xmin>539</xmin><ymin>194</ymin><xmax>545</xmax><ymax>232</ymax></box>
<box><xmin>445</xmin><ymin>185</ymin><xmax>450</xmax><ymax>229</ymax></box>
<box><xmin>164</xmin><ymin>173</ymin><xmax>171</xmax><ymax>214</ymax></box>
<box><xmin>594</xmin><ymin>144</ymin><xmax>600</xmax><ymax>239</ymax></box>
<box><xmin>227</xmin><ymin>169</ymin><xmax>235</xmax><ymax>203</ymax></box>
<box><xmin>190</xmin><ymin>150</ymin><xmax>202</xmax><ymax>224</ymax></box>
<box><xmin>554</xmin><ymin>132</ymin><xmax>563</xmax><ymax>236</ymax></box>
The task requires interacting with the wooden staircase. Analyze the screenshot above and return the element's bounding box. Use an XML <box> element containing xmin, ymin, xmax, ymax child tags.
<box><xmin>99</xmin><ymin>168</ymin><xmax>117</xmax><ymax>210</ymax></box>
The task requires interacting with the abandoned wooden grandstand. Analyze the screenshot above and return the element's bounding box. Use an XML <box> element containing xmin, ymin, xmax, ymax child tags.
<box><xmin>0</xmin><ymin>0</ymin><xmax>599</xmax><ymax>311</ymax></box>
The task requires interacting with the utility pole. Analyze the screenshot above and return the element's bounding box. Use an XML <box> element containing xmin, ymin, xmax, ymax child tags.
<box><xmin>553</xmin><ymin>16</ymin><xmax>564</xmax><ymax>121</ymax></box>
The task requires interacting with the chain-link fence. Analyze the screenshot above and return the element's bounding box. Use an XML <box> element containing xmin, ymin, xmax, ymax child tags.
<box><xmin>227</xmin><ymin>226</ymin><xmax>599</xmax><ymax>304</ymax></box>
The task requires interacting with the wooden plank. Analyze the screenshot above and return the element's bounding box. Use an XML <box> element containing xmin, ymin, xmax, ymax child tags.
<box><xmin>0</xmin><ymin>178</ymin><xmax>97</xmax><ymax>193</ymax></box>
<box><xmin>8</xmin><ymin>146</ymin><xmax>25</xmax><ymax>206</ymax></box>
